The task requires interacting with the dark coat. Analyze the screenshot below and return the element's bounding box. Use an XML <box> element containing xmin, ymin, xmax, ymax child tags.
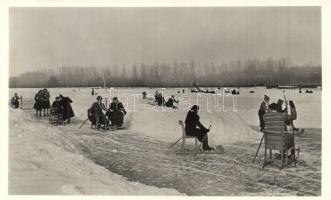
<box><xmin>11</xmin><ymin>96</ymin><xmax>20</xmax><ymax>108</ymax></box>
<box><xmin>33</xmin><ymin>93</ymin><xmax>43</xmax><ymax>110</ymax></box>
<box><xmin>185</xmin><ymin>111</ymin><xmax>207</xmax><ymax>132</ymax></box>
<box><xmin>109</xmin><ymin>102</ymin><xmax>126</xmax><ymax>114</ymax></box>
<box><xmin>107</xmin><ymin>102</ymin><xmax>126</xmax><ymax>126</ymax></box>
<box><xmin>42</xmin><ymin>91</ymin><xmax>51</xmax><ymax>109</ymax></box>
<box><xmin>90</xmin><ymin>102</ymin><xmax>106</xmax><ymax>116</ymax></box>
<box><xmin>60</xmin><ymin>97</ymin><xmax>75</xmax><ymax>119</ymax></box>
<box><xmin>51</xmin><ymin>101</ymin><xmax>62</xmax><ymax>113</ymax></box>
<box><xmin>165</xmin><ymin>98</ymin><xmax>178</xmax><ymax>108</ymax></box>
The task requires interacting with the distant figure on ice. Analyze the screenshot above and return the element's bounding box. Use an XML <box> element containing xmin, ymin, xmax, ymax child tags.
<box><xmin>11</xmin><ymin>93</ymin><xmax>20</xmax><ymax>109</ymax></box>
<box><xmin>89</xmin><ymin>96</ymin><xmax>108</xmax><ymax>130</ymax></box>
<box><xmin>185</xmin><ymin>105</ymin><xmax>214</xmax><ymax>151</ymax></box>
<box><xmin>258</xmin><ymin>95</ymin><xmax>270</xmax><ymax>131</ymax></box>
<box><xmin>33</xmin><ymin>90</ymin><xmax>43</xmax><ymax>117</ymax></box>
<box><xmin>41</xmin><ymin>88</ymin><xmax>51</xmax><ymax>116</ymax></box>
<box><xmin>142</xmin><ymin>91</ymin><xmax>147</xmax><ymax>99</ymax></box>
<box><xmin>51</xmin><ymin>97</ymin><xmax>62</xmax><ymax>114</ymax></box>
<box><xmin>165</xmin><ymin>95</ymin><xmax>179</xmax><ymax>109</ymax></box>
<box><xmin>286</xmin><ymin>100</ymin><xmax>299</xmax><ymax>131</ymax></box>
<box><xmin>155</xmin><ymin>90</ymin><xmax>160</xmax><ymax>101</ymax></box>
<box><xmin>107</xmin><ymin>97</ymin><xmax>127</xmax><ymax>128</ymax></box>
<box><xmin>59</xmin><ymin>94</ymin><xmax>75</xmax><ymax>124</ymax></box>
<box><xmin>91</xmin><ymin>88</ymin><xmax>95</xmax><ymax>96</ymax></box>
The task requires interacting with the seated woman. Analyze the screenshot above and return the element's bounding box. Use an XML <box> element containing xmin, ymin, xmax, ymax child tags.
<box><xmin>106</xmin><ymin>97</ymin><xmax>127</xmax><ymax>128</ymax></box>
<box><xmin>185</xmin><ymin>105</ymin><xmax>214</xmax><ymax>151</ymax></box>
<box><xmin>51</xmin><ymin>97</ymin><xmax>62</xmax><ymax>114</ymax></box>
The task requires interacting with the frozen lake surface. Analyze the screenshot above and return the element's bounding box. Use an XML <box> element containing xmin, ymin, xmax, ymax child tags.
<box><xmin>9</xmin><ymin>87</ymin><xmax>321</xmax><ymax>195</ymax></box>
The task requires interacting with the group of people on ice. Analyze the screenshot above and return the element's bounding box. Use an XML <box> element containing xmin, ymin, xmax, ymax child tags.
<box><xmin>33</xmin><ymin>88</ymin><xmax>51</xmax><ymax>117</ymax></box>
<box><xmin>88</xmin><ymin>96</ymin><xmax>127</xmax><ymax>130</ymax></box>
<box><xmin>154</xmin><ymin>90</ymin><xmax>179</xmax><ymax>108</ymax></box>
<box><xmin>32</xmin><ymin>88</ymin><xmax>75</xmax><ymax>124</ymax></box>
<box><xmin>258</xmin><ymin>94</ymin><xmax>298</xmax><ymax>132</ymax></box>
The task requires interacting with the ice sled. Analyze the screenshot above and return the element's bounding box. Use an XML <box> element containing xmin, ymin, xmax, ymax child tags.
<box><xmin>262</xmin><ymin>111</ymin><xmax>300</xmax><ymax>169</ymax></box>
<box><xmin>49</xmin><ymin>107</ymin><xmax>64</xmax><ymax>125</ymax></box>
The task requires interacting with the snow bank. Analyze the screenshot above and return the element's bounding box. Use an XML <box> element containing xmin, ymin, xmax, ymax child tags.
<box><xmin>9</xmin><ymin>109</ymin><xmax>183</xmax><ymax>195</ymax></box>
<box><xmin>129</xmin><ymin>102</ymin><xmax>261</xmax><ymax>144</ymax></box>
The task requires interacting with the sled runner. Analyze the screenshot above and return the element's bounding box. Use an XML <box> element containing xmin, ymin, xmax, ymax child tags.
<box><xmin>170</xmin><ymin>120</ymin><xmax>216</xmax><ymax>156</ymax></box>
<box><xmin>261</xmin><ymin>111</ymin><xmax>300</xmax><ymax>169</ymax></box>
<box><xmin>176</xmin><ymin>145</ymin><xmax>224</xmax><ymax>155</ymax></box>
<box><xmin>169</xmin><ymin>120</ymin><xmax>200</xmax><ymax>151</ymax></box>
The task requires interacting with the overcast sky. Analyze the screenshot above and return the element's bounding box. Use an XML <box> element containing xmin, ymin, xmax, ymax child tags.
<box><xmin>9</xmin><ymin>7</ymin><xmax>321</xmax><ymax>76</ymax></box>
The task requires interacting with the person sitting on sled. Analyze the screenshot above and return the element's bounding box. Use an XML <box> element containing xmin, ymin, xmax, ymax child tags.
<box><xmin>165</xmin><ymin>95</ymin><xmax>179</xmax><ymax>109</ymax></box>
<box><xmin>11</xmin><ymin>93</ymin><xmax>20</xmax><ymax>109</ymax></box>
<box><xmin>89</xmin><ymin>96</ymin><xmax>108</xmax><ymax>130</ymax></box>
<box><xmin>106</xmin><ymin>97</ymin><xmax>127</xmax><ymax>128</ymax></box>
<box><xmin>51</xmin><ymin>96</ymin><xmax>62</xmax><ymax>114</ymax></box>
<box><xmin>185</xmin><ymin>105</ymin><xmax>214</xmax><ymax>151</ymax></box>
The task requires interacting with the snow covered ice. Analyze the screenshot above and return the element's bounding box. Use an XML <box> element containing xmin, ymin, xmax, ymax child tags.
<box><xmin>9</xmin><ymin>87</ymin><xmax>321</xmax><ymax>195</ymax></box>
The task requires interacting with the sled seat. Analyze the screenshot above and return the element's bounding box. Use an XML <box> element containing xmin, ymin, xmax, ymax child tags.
<box><xmin>262</xmin><ymin>111</ymin><xmax>297</xmax><ymax>169</ymax></box>
<box><xmin>49</xmin><ymin>107</ymin><xmax>64</xmax><ymax>125</ymax></box>
<box><xmin>178</xmin><ymin>120</ymin><xmax>200</xmax><ymax>150</ymax></box>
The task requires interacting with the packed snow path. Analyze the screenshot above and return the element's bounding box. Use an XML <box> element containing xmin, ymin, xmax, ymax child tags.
<box><xmin>11</xmin><ymin>102</ymin><xmax>320</xmax><ymax>195</ymax></box>
<box><xmin>77</xmin><ymin>127</ymin><xmax>321</xmax><ymax>196</ymax></box>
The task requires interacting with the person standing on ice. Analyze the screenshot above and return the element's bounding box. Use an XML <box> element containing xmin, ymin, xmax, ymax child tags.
<box><xmin>33</xmin><ymin>90</ymin><xmax>43</xmax><ymax>117</ymax></box>
<box><xmin>59</xmin><ymin>94</ymin><xmax>75</xmax><ymax>124</ymax></box>
<box><xmin>185</xmin><ymin>105</ymin><xmax>214</xmax><ymax>151</ymax></box>
<box><xmin>286</xmin><ymin>100</ymin><xmax>299</xmax><ymax>131</ymax></box>
<box><xmin>258</xmin><ymin>95</ymin><xmax>270</xmax><ymax>131</ymax></box>
<box><xmin>89</xmin><ymin>96</ymin><xmax>108</xmax><ymax>130</ymax></box>
<box><xmin>107</xmin><ymin>97</ymin><xmax>127</xmax><ymax>128</ymax></box>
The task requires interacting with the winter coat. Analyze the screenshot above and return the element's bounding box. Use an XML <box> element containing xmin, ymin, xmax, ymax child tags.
<box><xmin>185</xmin><ymin>111</ymin><xmax>207</xmax><ymax>132</ymax></box>
<box><xmin>60</xmin><ymin>97</ymin><xmax>75</xmax><ymax>119</ymax></box>
<box><xmin>33</xmin><ymin>93</ymin><xmax>43</xmax><ymax>110</ymax></box>
<box><xmin>51</xmin><ymin>101</ymin><xmax>62</xmax><ymax>114</ymax></box>
<box><xmin>109</xmin><ymin>102</ymin><xmax>127</xmax><ymax>115</ymax></box>
<box><xmin>89</xmin><ymin>102</ymin><xmax>106</xmax><ymax>116</ymax></box>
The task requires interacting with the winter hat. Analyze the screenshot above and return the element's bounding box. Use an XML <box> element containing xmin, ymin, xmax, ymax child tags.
<box><xmin>190</xmin><ymin>105</ymin><xmax>199</xmax><ymax>112</ymax></box>
<box><xmin>113</xmin><ymin>97</ymin><xmax>118</xmax><ymax>101</ymax></box>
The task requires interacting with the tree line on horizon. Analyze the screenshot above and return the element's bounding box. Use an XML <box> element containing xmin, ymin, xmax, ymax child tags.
<box><xmin>9</xmin><ymin>57</ymin><xmax>321</xmax><ymax>88</ymax></box>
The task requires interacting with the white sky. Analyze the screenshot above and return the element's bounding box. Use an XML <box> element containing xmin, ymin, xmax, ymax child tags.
<box><xmin>9</xmin><ymin>7</ymin><xmax>321</xmax><ymax>76</ymax></box>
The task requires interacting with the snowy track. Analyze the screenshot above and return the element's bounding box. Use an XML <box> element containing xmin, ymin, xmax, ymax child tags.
<box><xmin>76</xmin><ymin>127</ymin><xmax>320</xmax><ymax>195</ymax></box>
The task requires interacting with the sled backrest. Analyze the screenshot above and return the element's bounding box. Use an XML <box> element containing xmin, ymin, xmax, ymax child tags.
<box><xmin>263</xmin><ymin>111</ymin><xmax>287</xmax><ymax>133</ymax></box>
<box><xmin>263</xmin><ymin>111</ymin><xmax>288</xmax><ymax>150</ymax></box>
<box><xmin>178</xmin><ymin>120</ymin><xmax>186</xmax><ymax>137</ymax></box>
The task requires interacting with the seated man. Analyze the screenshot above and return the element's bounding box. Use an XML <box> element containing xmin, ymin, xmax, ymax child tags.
<box><xmin>88</xmin><ymin>96</ymin><xmax>108</xmax><ymax>130</ymax></box>
<box><xmin>11</xmin><ymin>93</ymin><xmax>20</xmax><ymax>108</ymax></box>
<box><xmin>165</xmin><ymin>95</ymin><xmax>179</xmax><ymax>108</ymax></box>
<box><xmin>106</xmin><ymin>97</ymin><xmax>127</xmax><ymax>128</ymax></box>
